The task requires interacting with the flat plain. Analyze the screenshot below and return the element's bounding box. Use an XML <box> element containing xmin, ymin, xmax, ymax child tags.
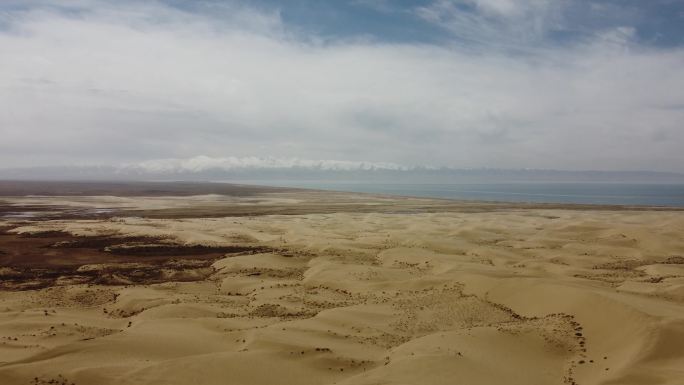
<box><xmin>0</xmin><ymin>181</ymin><xmax>683</xmax><ymax>385</ymax></box>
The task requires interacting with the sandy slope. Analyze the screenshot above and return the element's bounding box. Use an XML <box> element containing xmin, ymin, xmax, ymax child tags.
<box><xmin>1</xmin><ymin>196</ymin><xmax>683</xmax><ymax>385</ymax></box>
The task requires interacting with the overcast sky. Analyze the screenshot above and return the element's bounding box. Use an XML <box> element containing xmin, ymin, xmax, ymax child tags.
<box><xmin>1</xmin><ymin>0</ymin><xmax>684</xmax><ymax>171</ymax></box>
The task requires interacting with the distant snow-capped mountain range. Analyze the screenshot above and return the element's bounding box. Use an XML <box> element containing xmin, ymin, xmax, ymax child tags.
<box><xmin>122</xmin><ymin>156</ymin><xmax>411</xmax><ymax>173</ymax></box>
<box><xmin>2</xmin><ymin>156</ymin><xmax>684</xmax><ymax>183</ymax></box>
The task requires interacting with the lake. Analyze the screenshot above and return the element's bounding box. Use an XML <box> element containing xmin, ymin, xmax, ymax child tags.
<box><xmin>241</xmin><ymin>181</ymin><xmax>684</xmax><ymax>207</ymax></box>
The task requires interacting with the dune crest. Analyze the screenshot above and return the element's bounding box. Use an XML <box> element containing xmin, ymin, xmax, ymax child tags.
<box><xmin>1</xmin><ymin>192</ymin><xmax>683</xmax><ymax>385</ymax></box>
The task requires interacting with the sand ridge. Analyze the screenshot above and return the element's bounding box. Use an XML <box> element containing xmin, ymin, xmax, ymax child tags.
<box><xmin>0</xmin><ymin>192</ymin><xmax>683</xmax><ymax>385</ymax></box>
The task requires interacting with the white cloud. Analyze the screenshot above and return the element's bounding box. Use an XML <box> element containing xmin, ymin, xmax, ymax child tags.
<box><xmin>595</xmin><ymin>26</ymin><xmax>636</xmax><ymax>47</ymax></box>
<box><xmin>415</xmin><ymin>0</ymin><xmax>561</xmax><ymax>48</ymax></box>
<box><xmin>0</xmin><ymin>1</ymin><xmax>683</xmax><ymax>172</ymax></box>
<box><xmin>471</xmin><ymin>0</ymin><xmax>543</xmax><ymax>17</ymax></box>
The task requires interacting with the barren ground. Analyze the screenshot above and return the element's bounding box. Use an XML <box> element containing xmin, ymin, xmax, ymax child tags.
<box><xmin>0</xmin><ymin>181</ymin><xmax>682</xmax><ymax>385</ymax></box>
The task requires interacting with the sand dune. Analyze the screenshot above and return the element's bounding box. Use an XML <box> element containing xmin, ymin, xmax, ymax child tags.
<box><xmin>1</xmin><ymin>191</ymin><xmax>683</xmax><ymax>385</ymax></box>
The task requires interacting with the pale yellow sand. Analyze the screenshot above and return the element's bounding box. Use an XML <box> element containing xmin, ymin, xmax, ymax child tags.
<box><xmin>1</xmin><ymin>194</ymin><xmax>683</xmax><ymax>385</ymax></box>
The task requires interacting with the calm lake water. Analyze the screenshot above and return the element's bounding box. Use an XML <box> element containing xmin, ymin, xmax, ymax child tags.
<box><xmin>243</xmin><ymin>182</ymin><xmax>684</xmax><ymax>207</ymax></box>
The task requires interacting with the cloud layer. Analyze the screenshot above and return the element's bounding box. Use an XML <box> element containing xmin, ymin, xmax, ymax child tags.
<box><xmin>1</xmin><ymin>0</ymin><xmax>683</xmax><ymax>172</ymax></box>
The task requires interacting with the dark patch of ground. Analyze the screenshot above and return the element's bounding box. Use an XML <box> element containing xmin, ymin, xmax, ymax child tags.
<box><xmin>0</xmin><ymin>227</ymin><xmax>272</xmax><ymax>290</ymax></box>
<box><xmin>0</xmin><ymin>180</ymin><xmax>296</xmax><ymax>197</ymax></box>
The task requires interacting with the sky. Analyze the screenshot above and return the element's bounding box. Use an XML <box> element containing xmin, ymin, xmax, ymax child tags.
<box><xmin>1</xmin><ymin>0</ymin><xmax>684</xmax><ymax>172</ymax></box>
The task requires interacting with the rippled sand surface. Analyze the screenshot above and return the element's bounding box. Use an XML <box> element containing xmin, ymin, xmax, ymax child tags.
<box><xmin>1</xmin><ymin>185</ymin><xmax>683</xmax><ymax>385</ymax></box>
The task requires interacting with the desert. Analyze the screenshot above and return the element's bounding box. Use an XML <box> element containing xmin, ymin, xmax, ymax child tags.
<box><xmin>0</xmin><ymin>182</ymin><xmax>682</xmax><ymax>385</ymax></box>
<box><xmin>4</xmin><ymin>1</ymin><xmax>684</xmax><ymax>384</ymax></box>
